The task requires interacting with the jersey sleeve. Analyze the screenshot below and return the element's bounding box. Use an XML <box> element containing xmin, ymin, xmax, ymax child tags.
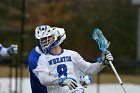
<box><xmin>33</xmin><ymin>54</ymin><xmax>49</xmax><ymax>74</ymax></box>
<box><xmin>72</xmin><ymin>51</ymin><xmax>105</xmax><ymax>75</ymax></box>
<box><xmin>33</xmin><ymin>54</ymin><xmax>59</xmax><ymax>86</ymax></box>
<box><xmin>72</xmin><ymin>51</ymin><xmax>91</xmax><ymax>73</ymax></box>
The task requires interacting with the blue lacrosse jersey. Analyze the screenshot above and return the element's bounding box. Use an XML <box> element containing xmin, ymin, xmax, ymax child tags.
<box><xmin>28</xmin><ymin>46</ymin><xmax>48</xmax><ymax>93</ymax></box>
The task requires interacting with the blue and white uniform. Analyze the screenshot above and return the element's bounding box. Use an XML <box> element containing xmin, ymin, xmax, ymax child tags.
<box><xmin>0</xmin><ymin>44</ymin><xmax>10</xmax><ymax>56</ymax></box>
<box><xmin>0</xmin><ymin>44</ymin><xmax>18</xmax><ymax>56</ymax></box>
<box><xmin>28</xmin><ymin>46</ymin><xmax>48</xmax><ymax>93</ymax></box>
<box><xmin>33</xmin><ymin>49</ymin><xmax>105</xmax><ymax>93</ymax></box>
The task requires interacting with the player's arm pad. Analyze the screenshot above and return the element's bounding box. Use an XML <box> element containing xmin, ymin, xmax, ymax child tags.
<box><xmin>72</xmin><ymin>51</ymin><xmax>105</xmax><ymax>75</ymax></box>
<box><xmin>86</xmin><ymin>62</ymin><xmax>106</xmax><ymax>75</ymax></box>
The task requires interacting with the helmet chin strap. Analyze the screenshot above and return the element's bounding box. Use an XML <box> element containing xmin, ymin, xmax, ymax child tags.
<box><xmin>44</xmin><ymin>48</ymin><xmax>49</xmax><ymax>54</ymax></box>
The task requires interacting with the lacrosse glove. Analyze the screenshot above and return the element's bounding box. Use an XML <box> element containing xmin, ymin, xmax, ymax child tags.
<box><xmin>80</xmin><ymin>75</ymin><xmax>92</xmax><ymax>88</ymax></box>
<box><xmin>97</xmin><ymin>51</ymin><xmax>113</xmax><ymax>65</ymax></box>
<box><xmin>59</xmin><ymin>77</ymin><xmax>78</xmax><ymax>90</ymax></box>
<box><xmin>7</xmin><ymin>44</ymin><xmax>18</xmax><ymax>55</ymax></box>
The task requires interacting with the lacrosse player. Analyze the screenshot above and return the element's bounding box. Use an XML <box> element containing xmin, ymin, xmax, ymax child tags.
<box><xmin>32</xmin><ymin>25</ymin><xmax>113</xmax><ymax>93</ymax></box>
<box><xmin>0</xmin><ymin>44</ymin><xmax>18</xmax><ymax>56</ymax></box>
<box><xmin>28</xmin><ymin>25</ymin><xmax>92</xmax><ymax>93</ymax></box>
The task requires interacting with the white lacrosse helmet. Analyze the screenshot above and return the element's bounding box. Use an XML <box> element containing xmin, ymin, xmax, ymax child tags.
<box><xmin>35</xmin><ymin>25</ymin><xmax>66</xmax><ymax>54</ymax></box>
<box><xmin>51</xmin><ymin>27</ymin><xmax>66</xmax><ymax>46</ymax></box>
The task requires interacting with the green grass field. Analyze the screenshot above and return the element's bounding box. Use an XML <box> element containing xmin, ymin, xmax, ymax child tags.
<box><xmin>92</xmin><ymin>73</ymin><xmax>140</xmax><ymax>84</ymax></box>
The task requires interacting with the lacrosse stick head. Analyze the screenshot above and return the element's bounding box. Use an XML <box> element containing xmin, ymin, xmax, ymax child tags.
<box><xmin>92</xmin><ymin>28</ymin><xmax>110</xmax><ymax>52</ymax></box>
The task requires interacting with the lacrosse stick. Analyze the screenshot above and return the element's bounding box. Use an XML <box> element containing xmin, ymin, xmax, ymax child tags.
<box><xmin>92</xmin><ymin>28</ymin><xmax>127</xmax><ymax>93</ymax></box>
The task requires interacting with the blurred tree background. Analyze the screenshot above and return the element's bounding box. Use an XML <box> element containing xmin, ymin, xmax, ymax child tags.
<box><xmin>0</xmin><ymin>0</ymin><xmax>138</xmax><ymax>74</ymax></box>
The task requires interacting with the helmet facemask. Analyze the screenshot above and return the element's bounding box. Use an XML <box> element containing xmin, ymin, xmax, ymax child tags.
<box><xmin>39</xmin><ymin>35</ymin><xmax>55</xmax><ymax>54</ymax></box>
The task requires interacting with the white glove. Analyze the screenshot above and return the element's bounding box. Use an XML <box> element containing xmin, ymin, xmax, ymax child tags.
<box><xmin>7</xmin><ymin>44</ymin><xmax>18</xmax><ymax>55</ymax></box>
<box><xmin>80</xmin><ymin>75</ymin><xmax>92</xmax><ymax>88</ymax></box>
<box><xmin>59</xmin><ymin>77</ymin><xmax>78</xmax><ymax>90</ymax></box>
<box><xmin>97</xmin><ymin>51</ymin><xmax>113</xmax><ymax>65</ymax></box>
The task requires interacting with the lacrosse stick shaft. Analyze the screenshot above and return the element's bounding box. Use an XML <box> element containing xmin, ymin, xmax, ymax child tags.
<box><xmin>109</xmin><ymin>61</ymin><xmax>123</xmax><ymax>84</ymax></box>
<box><xmin>109</xmin><ymin>61</ymin><xmax>127</xmax><ymax>93</ymax></box>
